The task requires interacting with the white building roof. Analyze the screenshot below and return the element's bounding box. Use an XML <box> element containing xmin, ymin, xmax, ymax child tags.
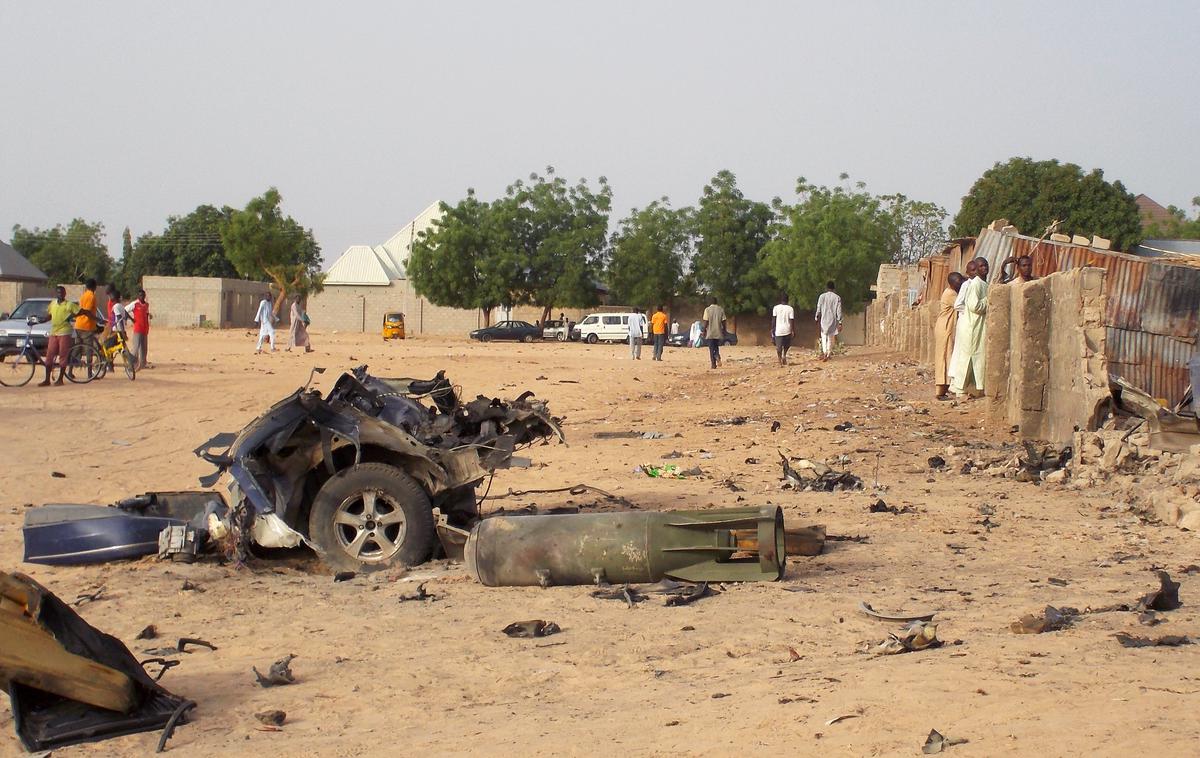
<box><xmin>323</xmin><ymin>202</ymin><xmax>443</xmax><ymax>286</ymax></box>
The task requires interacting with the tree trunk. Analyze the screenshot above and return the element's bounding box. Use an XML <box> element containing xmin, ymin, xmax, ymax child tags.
<box><xmin>482</xmin><ymin>307</ymin><xmax>493</xmax><ymax>327</ymax></box>
<box><xmin>540</xmin><ymin>305</ymin><xmax>553</xmax><ymax>325</ymax></box>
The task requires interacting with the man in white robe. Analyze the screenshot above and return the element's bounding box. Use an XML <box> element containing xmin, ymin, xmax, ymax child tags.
<box><xmin>255</xmin><ymin>294</ymin><xmax>277</xmax><ymax>354</ymax></box>
<box><xmin>950</xmin><ymin>258</ymin><xmax>989</xmax><ymax>396</ymax></box>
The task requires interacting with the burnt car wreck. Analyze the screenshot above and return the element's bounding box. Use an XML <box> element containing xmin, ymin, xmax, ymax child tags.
<box><xmin>25</xmin><ymin>367</ymin><xmax>563</xmax><ymax>571</ymax></box>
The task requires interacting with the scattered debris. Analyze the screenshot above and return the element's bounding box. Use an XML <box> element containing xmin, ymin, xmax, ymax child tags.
<box><xmin>253</xmin><ymin>654</ymin><xmax>298</xmax><ymax>687</ymax></box>
<box><xmin>502</xmin><ymin>620</ymin><xmax>561</xmax><ymax>638</ymax></box>
<box><xmin>180</xmin><ymin>579</ymin><xmax>204</xmax><ymax>593</ymax></box>
<box><xmin>72</xmin><ymin>586</ymin><xmax>106</xmax><ymax>606</ymax></box>
<box><xmin>833</xmin><ymin>422</ymin><xmax>855</xmax><ymax>432</ymax></box>
<box><xmin>1011</xmin><ymin>606</ymin><xmax>1076</xmax><ymax>634</ymax></box>
<box><xmin>927</xmin><ymin>455</ymin><xmax>946</xmax><ymax>470</ymax></box>
<box><xmin>0</xmin><ymin>571</ymin><xmax>191</xmax><ymax>751</ymax></box>
<box><xmin>703</xmin><ymin>416</ymin><xmax>748</xmax><ymax>427</ymax></box>
<box><xmin>333</xmin><ymin>571</ymin><xmax>356</xmax><ymax>582</ymax></box>
<box><xmin>1015</xmin><ymin>441</ymin><xmax>1072</xmax><ymax>483</ymax></box>
<box><xmin>254</xmin><ymin>709</ymin><xmax>287</xmax><ymax>726</ymax></box>
<box><xmin>923</xmin><ymin>729</ymin><xmax>968</xmax><ymax>754</ymax></box>
<box><xmin>664</xmin><ymin>582</ymin><xmax>715</xmax><ymax>607</ymax></box>
<box><xmin>858</xmin><ymin>602</ymin><xmax>936</xmax><ymax>623</ymax></box>
<box><xmin>1137</xmin><ymin>571</ymin><xmax>1181</xmax><ymax>612</ymax></box>
<box><xmin>595</xmin><ymin>431</ymin><xmax>644</xmax><ymax>439</ymax></box>
<box><xmin>136</xmin><ymin>624</ymin><xmax>159</xmax><ymax>640</ymax></box>
<box><xmin>779</xmin><ymin>452</ymin><xmax>863</xmax><ymax>491</ymax></box>
<box><xmin>868</xmin><ymin>499</ymin><xmax>914</xmax><ymax>515</ymax></box>
<box><xmin>770</xmin><ymin>421</ymin><xmax>781</xmax><ymax>433</ymax></box>
<box><xmin>1114</xmin><ymin>633</ymin><xmax>1193</xmax><ymax>648</ymax></box>
<box><xmin>398</xmin><ymin>582</ymin><xmax>436</xmax><ymax>602</ymax></box>
<box><xmin>825</xmin><ymin>713</ymin><xmax>860</xmax><ymax>726</ymax></box>
<box><xmin>51</xmin><ymin>471</ymin><xmax>66</xmax><ymax>478</ymax></box>
<box><xmin>867</xmin><ymin>621</ymin><xmax>942</xmax><ymax>655</ymax></box>
<box><xmin>636</xmin><ymin>463</ymin><xmax>702</xmax><ymax>478</ymax></box>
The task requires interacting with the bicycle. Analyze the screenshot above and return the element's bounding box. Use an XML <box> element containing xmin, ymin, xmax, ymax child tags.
<box><xmin>64</xmin><ymin>330</ymin><xmax>106</xmax><ymax>384</ymax></box>
<box><xmin>95</xmin><ymin>330</ymin><xmax>136</xmax><ymax>381</ymax></box>
<box><xmin>0</xmin><ymin>316</ymin><xmax>55</xmax><ymax>387</ymax></box>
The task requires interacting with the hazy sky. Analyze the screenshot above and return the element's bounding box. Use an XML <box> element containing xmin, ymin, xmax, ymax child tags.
<box><xmin>3</xmin><ymin>1</ymin><xmax>1198</xmax><ymax>266</ymax></box>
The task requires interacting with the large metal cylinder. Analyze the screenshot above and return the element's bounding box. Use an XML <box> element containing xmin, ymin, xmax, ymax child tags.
<box><xmin>465</xmin><ymin>506</ymin><xmax>784</xmax><ymax>586</ymax></box>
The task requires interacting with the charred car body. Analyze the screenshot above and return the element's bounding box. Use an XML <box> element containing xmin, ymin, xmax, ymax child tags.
<box><xmin>24</xmin><ymin>367</ymin><xmax>563</xmax><ymax>571</ymax></box>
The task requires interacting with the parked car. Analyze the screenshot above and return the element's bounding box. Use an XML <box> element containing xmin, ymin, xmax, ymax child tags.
<box><xmin>469</xmin><ymin>320</ymin><xmax>541</xmax><ymax>343</ymax></box>
<box><xmin>574</xmin><ymin>312</ymin><xmax>647</xmax><ymax>344</ymax></box>
<box><xmin>542</xmin><ymin>318</ymin><xmax>574</xmax><ymax>341</ymax></box>
<box><xmin>0</xmin><ymin>298</ymin><xmax>53</xmax><ymax>350</ymax></box>
<box><xmin>667</xmin><ymin>324</ymin><xmax>738</xmax><ymax>348</ymax></box>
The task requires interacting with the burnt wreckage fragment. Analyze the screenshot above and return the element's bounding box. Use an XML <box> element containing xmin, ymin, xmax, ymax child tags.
<box><xmin>25</xmin><ymin>368</ymin><xmax>564</xmax><ymax>572</ymax></box>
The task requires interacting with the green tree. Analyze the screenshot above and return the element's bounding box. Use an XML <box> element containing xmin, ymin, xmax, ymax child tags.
<box><xmin>606</xmin><ymin>199</ymin><xmax>692</xmax><ymax>307</ymax></box>
<box><xmin>1144</xmin><ymin>197</ymin><xmax>1200</xmax><ymax>240</ymax></box>
<box><xmin>408</xmin><ymin>191</ymin><xmax>512</xmax><ymax>326</ymax></box>
<box><xmin>952</xmin><ymin>157</ymin><xmax>1142</xmax><ymax>249</ymax></box>
<box><xmin>11</xmin><ymin>219</ymin><xmax>113</xmax><ymax>284</ymax></box>
<box><xmin>882</xmin><ymin>194</ymin><xmax>947</xmax><ymax>264</ymax></box>
<box><xmin>221</xmin><ymin>188</ymin><xmax>324</xmax><ymax>313</ymax></box>
<box><xmin>691</xmin><ymin>170</ymin><xmax>775</xmax><ymax>316</ymax></box>
<box><xmin>763</xmin><ymin>178</ymin><xmax>898</xmax><ymax>312</ymax></box>
<box><xmin>121</xmin><ymin>205</ymin><xmax>239</xmax><ymax>292</ymax></box>
<box><xmin>495</xmin><ymin>167</ymin><xmax>612</xmax><ymax>322</ymax></box>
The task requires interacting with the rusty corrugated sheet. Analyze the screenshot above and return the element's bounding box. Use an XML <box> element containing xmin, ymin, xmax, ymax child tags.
<box><xmin>1106</xmin><ymin>328</ymin><xmax>1195</xmax><ymax>404</ymax></box>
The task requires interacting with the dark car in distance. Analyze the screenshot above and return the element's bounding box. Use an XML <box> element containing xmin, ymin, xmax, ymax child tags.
<box><xmin>667</xmin><ymin>330</ymin><xmax>738</xmax><ymax>348</ymax></box>
<box><xmin>469</xmin><ymin>320</ymin><xmax>541</xmax><ymax>343</ymax></box>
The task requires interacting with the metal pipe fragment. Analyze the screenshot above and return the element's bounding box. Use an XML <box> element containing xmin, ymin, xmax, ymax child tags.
<box><xmin>465</xmin><ymin>506</ymin><xmax>785</xmax><ymax>586</ymax></box>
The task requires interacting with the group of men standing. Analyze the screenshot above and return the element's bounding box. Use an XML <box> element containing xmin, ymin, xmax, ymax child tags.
<box><xmin>39</xmin><ymin>279</ymin><xmax>152</xmax><ymax>386</ymax></box>
<box><xmin>254</xmin><ymin>293</ymin><xmax>313</xmax><ymax>354</ymax></box>
<box><xmin>932</xmin><ymin>253</ymin><xmax>1037</xmax><ymax>400</ymax></box>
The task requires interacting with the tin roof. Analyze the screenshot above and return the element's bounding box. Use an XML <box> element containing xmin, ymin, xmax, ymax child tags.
<box><xmin>0</xmin><ymin>240</ymin><xmax>48</xmax><ymax>282</ymax></box>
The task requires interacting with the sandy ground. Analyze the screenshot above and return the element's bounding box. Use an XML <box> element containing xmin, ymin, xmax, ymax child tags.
<box><xmin>1</xmin><ymin>328</ymin><xmax>1198</xmax><ymax>757</ymax></box>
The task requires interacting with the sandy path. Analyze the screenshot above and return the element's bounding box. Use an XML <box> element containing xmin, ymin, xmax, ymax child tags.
<box><xmin>0</xmin><ymin>329</ymin><xmax>1197</xmax><ymax>757</ymax></box>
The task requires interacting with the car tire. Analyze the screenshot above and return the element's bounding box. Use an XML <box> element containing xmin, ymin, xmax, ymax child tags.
<box><xmin>480</xmin><ymin>334</ymin><xmax>492</xmax><ymax>343</ymax></box>
<box><xmin>522</xmin><ymin>334</ymin><xmax>535</xmax><ymax>343</ymax></box>
<box><xmin>307</xmin><ymin>463</ymin><xmax>436</xmax><ymax>573</ymax></box>
<box><xmin>586</xmin><ymin>333</ymin><xmax>598</xmax><ymax>344</ymax></box>
<box><xmin>557</xmin><ymin>332</ymin><xmax>567</xmax><ymax>342</ymax></box>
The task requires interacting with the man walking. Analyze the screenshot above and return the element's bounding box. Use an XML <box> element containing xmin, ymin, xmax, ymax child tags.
<box><xmin>255</xmin><ymin>293</ymin><xmax>277</xmax><ymax>354</ymax></box>
<box><xmin>650</xmin><ymin>305</ymin><xmax>669</xmax><ymax>361</ymax></box>
<box><xmin>771</xmin><ymin>293</ymin><xmax>795</xmax><ymax>366</ymax></box>
<box><xmin>627</xmin><ymin>308</ymin><xmax>646</xmax><ymax>360</ymax></box>
<box><xmin>40</xmin><ymin>285</ymin><xmax>78</xmax><ymax>386</ymax></box>
<box><xmin>701</xmin><ymin>297</ymin><xmax>726</xmax><ymax>369</ymax></box>
<box><xmin>815</xmin><ymin>281</ymin><xmax>842</xmax><ymax>361</ymax></box>
<box><xmin>128</xmin><ymin>289</ymin><xmax>152</xmax><ymax>369</ymax></box>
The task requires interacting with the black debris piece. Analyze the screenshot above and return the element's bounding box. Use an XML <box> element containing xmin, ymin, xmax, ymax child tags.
<box><xmin>398</xmin><ymin>582</ymin><xmax>435</xmax><ymax>603</ymax></box>
<box><xmin>833</xmin><ymin>422</ymin><xmax>855</xmax><ymax>432</ymax></box>
<box><xmin>927</xmin><ymin>455</ymin><xmax>946</xmax><ymax>470</ymax></box>
<box><xmin>770</xmin><ymin>421</ymin><xmax>781</xmax><ymax>433</ymax></box>
<box><xmin>136</xmin><ymin>624</ymin><xmax>159</xmax><ymax>640</ymax></box>
<box><xmin>1011</xmin><ymin>606</ymin><xmax>1077</xmax><ymax>634</ymax></box>
<box><xmin>1137</xmin><ymin>571</ymin><xmax>1181</xmax><ymax>612</ymax></box>
<box><xmin>333</xmin><ymin>571</ymin><xmax>356</xmax><ymax>582</ymax></box>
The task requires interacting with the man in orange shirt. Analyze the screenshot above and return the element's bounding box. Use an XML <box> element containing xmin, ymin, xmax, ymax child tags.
<box><xmin>650</xmin><ymin>304</ymin><xmax>669</xmax><ymax>361</ymax></box>
<box><xmin>73</xmin><ymin>278</ymin><xmax>100</xmax><ymax>375</ymax></box>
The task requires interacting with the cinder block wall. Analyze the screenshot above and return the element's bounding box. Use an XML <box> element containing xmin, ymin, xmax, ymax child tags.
<box><xmin>307</xmin><ymin>281</ymin><xmax>486</xmax><ymax>336</ymax></box>
<box><xmin>0</xmin><ymin>281</ymin><xmax>53</xmax><ymax>315</ymax></box>
<box><xmin>143</xmin><ymin>276</ymin><xmax>272</xmax><ymax>328</ymax></box>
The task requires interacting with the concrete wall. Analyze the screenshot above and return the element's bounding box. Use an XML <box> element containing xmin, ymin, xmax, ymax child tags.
<box><xmin>0</xmin><ymin>280</ymin><xmax>53</xmax><ymax>315</ymax></box>
<box><xmin>142</xmin><ymin>276</ymin><xmax>273</xmax><ymax>328</ymax></box>
<box><xmin>866</xmin><ymin>267</ymin><xmax>1110</xmax><ymax>444</ymax></box>
<box><xmin>307</xmin><ymin>280</ymin><xmax>488</xmax><ymax>336</ymax></box>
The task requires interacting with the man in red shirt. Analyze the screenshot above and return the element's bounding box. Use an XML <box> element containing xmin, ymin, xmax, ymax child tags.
<box><xmin>128</xmin><ymin>289</ymin><xmax>152</xmax><ymax>369</ymax></box>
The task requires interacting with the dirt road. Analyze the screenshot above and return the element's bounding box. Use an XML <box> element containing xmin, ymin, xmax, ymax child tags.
<box><xmin>1</xmin><ymin>329</ymin><xmax>1196</xmax><ymax>756</ymax></box>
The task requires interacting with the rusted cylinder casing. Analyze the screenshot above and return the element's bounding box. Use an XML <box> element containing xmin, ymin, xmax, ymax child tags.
<box><xmin>465</xmin><ymin>506</ymin><xmax>784</xmax><ymax>586</ymax></box>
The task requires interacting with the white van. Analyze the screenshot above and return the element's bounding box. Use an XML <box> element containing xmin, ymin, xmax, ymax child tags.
<box><xmin>573</xmin><ymin>312</ymin><xmax>645</xmax><ymax>344</ymax></box>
